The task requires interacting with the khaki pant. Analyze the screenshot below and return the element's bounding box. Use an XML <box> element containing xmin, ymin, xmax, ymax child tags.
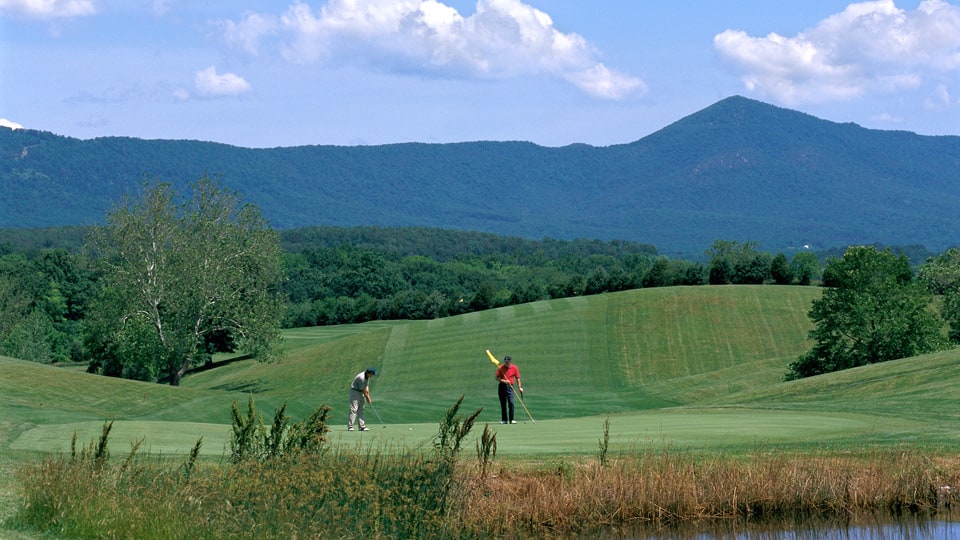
<box><xmin>348</xmin><ymin>388</ymin><xmax>366</xmax><ymax>429</ymax></box>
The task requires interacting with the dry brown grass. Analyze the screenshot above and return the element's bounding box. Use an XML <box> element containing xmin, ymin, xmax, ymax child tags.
<box><xmin>452</xmin><ymin>450</ymin><xmax>960</xmax><ymax>537</ymax></box>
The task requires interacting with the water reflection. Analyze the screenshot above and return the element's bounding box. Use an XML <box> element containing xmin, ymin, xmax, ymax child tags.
<box><xmin>594</xmin><ymin>512</ymin><xmax>960</xmax><ymax>539</ymax></box>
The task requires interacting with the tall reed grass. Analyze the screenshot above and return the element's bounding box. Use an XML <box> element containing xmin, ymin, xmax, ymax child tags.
<box><xmin>454</xmin><ymin>449</ymin><xmax>960</xmax><ymax>537</ymax></box>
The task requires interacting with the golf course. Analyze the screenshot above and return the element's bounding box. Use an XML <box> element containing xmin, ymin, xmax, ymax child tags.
<box><xmin>4</xmin><ymin>284</ymin><xmax>960</xmax><ymax>537</ymax></box>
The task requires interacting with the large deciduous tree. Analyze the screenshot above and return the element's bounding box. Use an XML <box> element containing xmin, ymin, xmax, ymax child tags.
<box><xmin>786</xmin><ymin>246</ymin><xmax>945</xmax><ymax>380</ymax></box>
<box><xmin>86</xmin><ymin>177</ymin><xmax>285</xmax><ymax>385</ymax></box>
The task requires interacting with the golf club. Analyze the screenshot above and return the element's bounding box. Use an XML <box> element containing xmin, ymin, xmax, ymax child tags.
<box><xmin>369</xmin><ymin>401</ymin><xmax>387</xmax><ymax>428</ymax></box>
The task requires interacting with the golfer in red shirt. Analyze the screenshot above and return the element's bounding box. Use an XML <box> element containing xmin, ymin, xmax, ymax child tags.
<box><xmin>495</xmin><ymin>356</ymin><xmax>523</xmax><ymax>424</ymax></box>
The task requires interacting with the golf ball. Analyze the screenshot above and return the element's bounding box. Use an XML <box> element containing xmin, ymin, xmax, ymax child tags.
<box><xmin>409</xmin><ymin>428</ymin><xmax>413</xmax><ymax>431</ymax></box>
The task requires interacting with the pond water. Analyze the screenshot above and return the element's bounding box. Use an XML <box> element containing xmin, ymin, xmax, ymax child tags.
<box><xmin>592</xmin><ymin>512</ymin><xmax>960</xmax><ymax>539</ymax></box>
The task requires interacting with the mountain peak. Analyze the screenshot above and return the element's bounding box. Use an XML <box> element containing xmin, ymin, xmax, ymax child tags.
<box><xmin>672</xmin><ymin>95</ymin><xmax>825</xmax><ymax>131</ymax></box>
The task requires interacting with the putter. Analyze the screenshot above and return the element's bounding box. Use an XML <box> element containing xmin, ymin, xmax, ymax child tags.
<box><xmin>369</xmin><ymin>402</ymin><xmax>387</xmax><ymax>428</ymax></box>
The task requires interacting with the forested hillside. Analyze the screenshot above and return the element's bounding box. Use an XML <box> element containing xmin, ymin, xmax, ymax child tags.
<box><xmin>3</xmin><ymin>96</ymin><xmax>960</xmax><ymax>256</ymax></box>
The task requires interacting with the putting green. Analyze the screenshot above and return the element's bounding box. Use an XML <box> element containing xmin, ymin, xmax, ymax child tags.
<box><xmin>10</xmin><ymin>408</ymin><xmax>910</xmax><ymax>457</ymax></box>
<box><xmin>463</xmin><ymin>408</ymin><xmax>912</xmax><ymax>454</ymax></box>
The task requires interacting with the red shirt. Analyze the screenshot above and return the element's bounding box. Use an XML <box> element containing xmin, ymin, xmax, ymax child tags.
<box><xmin>495</xmin><ymin>363</ymin><xmax>520</xmax><ymax>384</ymax></box>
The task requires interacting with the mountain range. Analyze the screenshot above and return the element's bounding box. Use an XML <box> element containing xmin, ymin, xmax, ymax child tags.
<box><xmin>2</xmin><ymin>95</ymin><xmax>958</xmax><ymax>257</ymax></box>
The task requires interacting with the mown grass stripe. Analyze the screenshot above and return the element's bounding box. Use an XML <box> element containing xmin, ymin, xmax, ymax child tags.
<box><xmin>530</xmin><ymin>300</ymin><xmax>553</xmax><ymax>314</ymax></box>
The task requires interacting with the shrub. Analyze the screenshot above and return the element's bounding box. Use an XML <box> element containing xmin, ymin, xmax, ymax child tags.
<box><xmin>230</xmin><ymin>395</ymin><xmax>331</xmax><ymax>463</ymax></box>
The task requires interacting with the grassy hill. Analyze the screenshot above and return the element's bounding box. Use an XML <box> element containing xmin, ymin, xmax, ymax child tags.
<box><xmin>3</xmin><ymin>285</ymin><xmax>959</xmax><ymax>458</ymax></box>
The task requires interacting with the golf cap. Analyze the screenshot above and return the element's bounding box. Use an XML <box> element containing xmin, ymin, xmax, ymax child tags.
<box><xmin>503</xmin><ymin>356</ymin><xmax>511</xmax><ymax>363</ymax></box>
<box><xmin>367</xmin><ymin>367</ymin><xmax>377</xmax><ymax>375</ymax></box>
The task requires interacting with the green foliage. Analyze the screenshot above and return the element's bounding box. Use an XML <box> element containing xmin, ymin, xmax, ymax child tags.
<box><xmin>280</xmin><ymin>229</ymin><xmax>662</xmax><ymax>325</ymax></box>
<box><xmin>708</xmin><ymin>257</ymin><xmax>733</xmax><ymax>285</ymax></box>
<box><xmin>476</xmin><ymin>424</ymin><xmax>497</xmax><ymax>479</ymax></box>
<box><xmin>86</xmin><ymin>176</ymin><xmax>286</xmax><ymax>385</ymax></box>
<box><xmin>230</xmin><ymin>395</ymin><xmax>262</xmax><ymax>462</ymax></box>
<box><xmin>598</xmin><ymin>418</ymin><xmax>611</xmax><ymax>467</ymax></box>
<box><xmin>0</xmin><ymin>249</ymin><xmax>90</xmax><ymax>364</ymax></box>
<box><xmin>435</xmin><ymin>395</ymin><xmax>481</xmax><ymax>461</ymax></box>
<box><xmin>183</xmin><ymin>437</ymin><xmax>202</xmax><ymax>479</ymax></box>
<box><xmin>791</xmin><ymin>251</ymin><xmax>821</xmax><ymax>285</ymax></box>
<box><xmin>770</xmin><ymin>253</ymin><xmax>793</xmax><ymax>285</ymax></box>
<box><xmin>2</xmin><ymin>309</ymin><xmax>57</xmax><ymax>363</ymax></box>
<box><xmin>919</xmin><ymin>247</ymin><xmax>960</xmax><ymax>295</ymax></box>
<box><xmin>70</xmin><ymin>420</ymin><xmax>114</xmax><ymax>465</ymax></box>
<box><xmin>230</xmin><ymin>395</ymin><xmax>331</xmax><ymax>463</ymax></box>
<box><xmin>919</xmin><ymin>247</ymin><xmax>960</xmax><ymax>343</ymax></box>
<box><xmin>735</xmin><ymin>252</ymin><xmax>773</xmax><ymax>284</ymax></box>
<box><xmin>0</xmin><ymin>257</ymin><xmax>33</xmax><ymax>338</ymax></box>
<box><xmin>943</xmin><ymin>293</ymin><xmax>960</xmax><ymax>344</ymax></box>
<box><xmin>706</xmin><ymin>240</ymin><xmax>771</xmax><ymax>284</ymax></box>
<box><xmin>787</xmin><ymin>246</ymin><xmax>947</xmax><ymax>380</ymax></box>
<box><xmin>641</xmin><ymin>257</ymin><xmax>705</xmax><ymax>287</ymax></box>
<box><xmin>281</xmin><ymin>226</ymin><xmax>658</xmax><ymax>264</ymax></box>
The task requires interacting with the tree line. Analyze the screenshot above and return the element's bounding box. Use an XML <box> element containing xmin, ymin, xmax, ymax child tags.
<box><xmin>0</xmin><ymin>179</ymin><xmax>954</xmax><ymax>385</ymax></box>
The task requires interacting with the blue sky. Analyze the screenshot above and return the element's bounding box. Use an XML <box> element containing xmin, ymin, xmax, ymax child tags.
<box><xmin>2</xmin><ymin>0</ymin><xmax>959</xmax><ymax>148</ymax></box>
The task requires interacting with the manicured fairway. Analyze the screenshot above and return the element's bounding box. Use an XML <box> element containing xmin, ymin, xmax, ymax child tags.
<box><xmin>5</xmin><ymin>285</ymin><xmax>960</xmax><ymax>458</ymax></box>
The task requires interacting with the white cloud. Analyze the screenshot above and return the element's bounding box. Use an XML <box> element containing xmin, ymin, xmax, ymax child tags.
<box><xmin>565</xmin><ymin>63</ymin><xmax>646</xmax><ymax>100</ymax></box>
<box><xmin>714</xmin><ymin>0</ymin><xmax>960</xmax><ymax>105</ymax></box>
<box><xmin>220</xmin><ymin>11</ymin><xmax>280</xmax><ymax>56</ymax></box>
<box><xmin>0</xmin><ymin>0</ymin><xmax>97</xmax><ymax>18</ymax></box>
<box><xmin>221</xmin><ymin>0</ymin><xmax>644</xmax><ymax>100</ymax></box>
<box><xmin>0</xmin><ymin>118</ymin><xmax>24</xmax><ymax>129</ymax></box>
<box><xmin>193</xmin><ymin>66</ymin><xmax>252</xmax><ymax>97</ymax></box>
<box><xmin>925</xmin><ymin>83</ymin><xmax>955</xmax><ymax>108</ymax></box>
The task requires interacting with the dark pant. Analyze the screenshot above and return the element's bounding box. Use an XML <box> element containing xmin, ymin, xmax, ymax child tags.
<box><xmin>498</xmin><ymin>383</ymin><xmax>514</xmax><ymax>422</ymax></box>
